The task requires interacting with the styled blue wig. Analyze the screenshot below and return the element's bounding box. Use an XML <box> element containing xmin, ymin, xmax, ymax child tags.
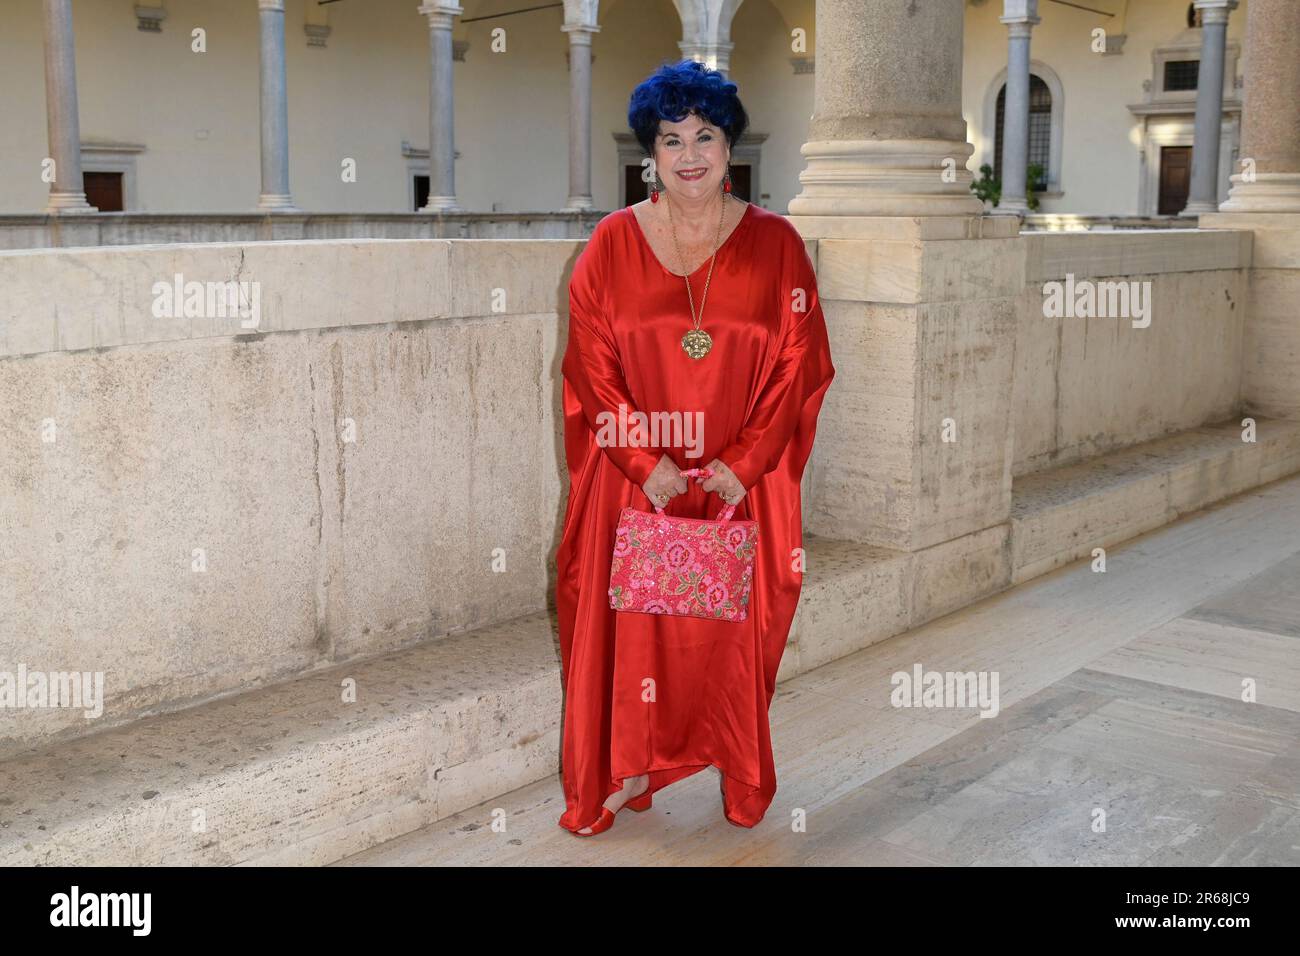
<box><xmin>627</xmin><ymin>59</ymin><xmax>749</xmax><ymax>157</ymax></box>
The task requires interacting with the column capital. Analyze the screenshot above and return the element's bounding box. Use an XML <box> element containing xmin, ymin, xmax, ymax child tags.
<box><xmin>1000</xmin><ymin>0</ymin><xmax>1040</xmax><ymax>26</ymax></box>
<box><xmin>419</xmin><ymin>1</ymin><xmax>463</xmax><ymax>29</ymax></box>
<box><xmin>677</xmin><ymin>41</ymin><xmax>735</xmax><ymax>75</ymax></box>
<box><xmin>1194</xmin><ymin>1</ymin><xmax>1238</xmax><ymax>27</ymax></box>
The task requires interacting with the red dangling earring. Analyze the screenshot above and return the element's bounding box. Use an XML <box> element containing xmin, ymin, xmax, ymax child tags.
<box><xmin>723</xmin><ymin>167</ymin><xmax>732</xmax><ymax>194</ymax></box>
<box><xmin>651</xmin><ymin>173</ymin><xmax>662</xmax><ymax>203</ymax></box>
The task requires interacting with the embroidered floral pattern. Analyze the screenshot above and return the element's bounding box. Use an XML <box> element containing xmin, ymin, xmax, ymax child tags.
<box><xmin>608</xmin><ymin>507</ymin><xmax>757</xmax><ymax>622</ymax></box>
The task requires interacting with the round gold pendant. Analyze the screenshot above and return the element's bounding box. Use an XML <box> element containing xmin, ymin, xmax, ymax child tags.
<box><xmin>682</xmin><ymin>328</ymin><xmax>712</xmax><ymax>359</ymax></box>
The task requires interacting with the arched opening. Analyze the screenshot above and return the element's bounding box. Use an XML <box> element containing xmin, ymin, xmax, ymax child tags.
<box><xmin>994</xmin><ymin>74</ymin><xmax>1052</xmax><ymax>192</ymax></box>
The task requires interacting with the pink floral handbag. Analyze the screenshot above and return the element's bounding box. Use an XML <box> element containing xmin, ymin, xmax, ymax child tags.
<box><xmin>608</xmin><ymin>467</ymin><xmax>758</xmax><ymax>623</ymax></box>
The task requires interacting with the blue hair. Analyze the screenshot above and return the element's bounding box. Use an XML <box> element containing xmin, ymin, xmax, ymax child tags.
<box><xmin>627</xmin><ymin>59</ymin><xmax>749</xmax><ymax>156</ymax></box>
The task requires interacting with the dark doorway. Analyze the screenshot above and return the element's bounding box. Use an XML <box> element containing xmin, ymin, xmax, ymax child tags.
<box><xmin>622</xmin><ymin>164</ymin><xmax>752</xmax><ymax>205</ymax></box>
<box><xmin>624</xmin><ymin>164</ymin><xmax>649</xmax><ymax>205</ymax></box>
<box><xmin>83</xmin><ymin>171</ymin><xmax>124</xmax><ymax>211</ymax></box>
<box><xmin>413</xmin><ymin>175</ymin><xmax>430</xmax><ymax>211</ymax></box>
<box><xmin>1158</xmin><ymin>145</ymin><xmax>1192</xmax><ymax>214</ymax></box>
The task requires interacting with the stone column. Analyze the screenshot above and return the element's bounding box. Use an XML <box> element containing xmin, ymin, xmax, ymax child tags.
<box><xmin>41</xmin><ymin>0</ymin><xmax>95</xmax><ymax>213</ymax></box>
<box><xmin>1200</xmin><ymin>0</ymin><xmax>1300</xmax><ymax>420</ymax></box>
<box><xmin>257</xmin><ymin>0</ymin><xmax>297</xmax><ymax>211</ymax></box>
<box><xmin>1218</xmin><ymin>0</ymin><xmax>1300</xmax><ymax>212</ymax></box>
<box><xmin>792</xmin><ymin>0</ymin><xmax>1023</xmax><ymax>638</ymax></box>
<box><xmin>419</xmin><ymin>1</ymin><xmax>463</xmax><ymax>213</ymax></box>
<box><xmin>561</xmin><ymin>21</ymin><xmax>599</xmax><ymax>212</ymax></box>
<box><xmin>678</xmin><ymin>39</ymin><xmax>735</xmax><ymax>75</ymax></box>
<box><xmin>996</xmin><ymin>0</ymin><xmax>1040</xmax><ymax>216</ymax></box>
<box><xmin>788</xmin><ymin>0</ymin><xmax>982</xmax><ymax>217</ymax></box>
<box><xmin>675</xmin><ymin>0</ymin><xmax>740</xmax><ymax>75</ymax></box>
<box><xmin>1181</xmin><ymin>0</ymin><xmax>1237</xmax><ymax>215</ymax></box>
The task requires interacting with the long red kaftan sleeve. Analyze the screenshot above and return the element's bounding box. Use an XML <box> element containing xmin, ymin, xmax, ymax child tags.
<box><xmin>562</xmin><ymin>220</ymin><xmax>662</xmax><ymax>489</ymax></box>
<box><xmin>717</xmin><ymin>229</ymin><xmax>835</xmax><ymax>491</ymax></box>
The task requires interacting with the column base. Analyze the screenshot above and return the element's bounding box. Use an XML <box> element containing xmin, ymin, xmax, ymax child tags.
<box><xmin>420</xmin><ymin>196</ymin><xmax>462</xmax><ymax>213</ymax></box>
<box><xmin>257</xmin><ymin>193</ymin><xmax>300</xmax><ymax>213</ymax></box>
<box><xmin>1180</xmin><ymin>200</ymin><xmax>1221</xmax><ymax>216</ymax></box>
<box><xmin>562</xmin><ymin>196</ymin><xmax>595</xmax><ymax>212</ymax></box>
<box><xmin>1218</xmin><ymin>173</ymin><xmax>1300</xmax><ymax>213</ymax></box>
<box><xmin>46</xmin><ymin>191</ymin><xmax>97</xmax><ymax>214</ymax></box>
<box><xmin>992</xmin><ymin>201</ymin><xmax>1028</xmax><ymax>216</ymax></box>
<box><xmin>788</xmin><ymin>139</ymin><xmax>985</xmax><ymax>218</ymax></box>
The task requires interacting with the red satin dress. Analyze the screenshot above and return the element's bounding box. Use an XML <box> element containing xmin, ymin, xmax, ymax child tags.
<box><xmin>554</xmin><ymin>200</ymin><xmax>835</xmax><ymax>832</ymax></box>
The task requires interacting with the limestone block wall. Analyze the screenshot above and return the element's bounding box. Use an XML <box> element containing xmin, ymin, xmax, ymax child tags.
<box><xmin>1012</xmin><ymin>229</ymin><xmax>1254</xmax><ymax>476</ymax></box>
<box><xmin>0</xmin><ymin>238</ymin><xmax>572</xmax><ymax>756</ymax></box>
<box><xmin>0</xmin><ymin>213</ymin><xmax>601</xmax><ymax>252</ymax></box>
<box><xmin>0</xmin><ymin>226</ymin><xmax>1265</xmax><ymax>756</ymax></box>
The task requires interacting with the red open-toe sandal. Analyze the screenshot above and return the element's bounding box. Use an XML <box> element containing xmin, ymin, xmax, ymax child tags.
<box><xmin>571</xmin><ymin>786</ymin><xmax>653</xmax><ymax>837</ymax></box>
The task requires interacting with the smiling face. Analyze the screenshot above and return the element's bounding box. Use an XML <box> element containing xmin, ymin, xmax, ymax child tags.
<box><xmin>652</xmin><ymin>111</ymin><xmax>730</xmax><ymax>202</ymax></box>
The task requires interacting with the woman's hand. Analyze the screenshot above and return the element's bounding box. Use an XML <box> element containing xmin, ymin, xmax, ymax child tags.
<box><xmin>697</xmin><ymin>458</ymin><xmax>746</xmax><ymax>506</ymax></box>
<box><xmin>641</xmin><ymin>454</ymin><xmax>689</xmax><ymax>508</ymax></box>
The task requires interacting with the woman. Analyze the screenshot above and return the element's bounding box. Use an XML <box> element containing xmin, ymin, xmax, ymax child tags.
<box><xmin>554</xmin><ymin>59</ymin><xmax>835</xmax><ymax>836</ymax></box>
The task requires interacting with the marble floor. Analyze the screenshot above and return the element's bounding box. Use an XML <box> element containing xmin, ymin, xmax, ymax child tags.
<box><xmin>338</xmin><ymin>473</ymin><xmax>1300</xmax><ymax>866</ymax></box>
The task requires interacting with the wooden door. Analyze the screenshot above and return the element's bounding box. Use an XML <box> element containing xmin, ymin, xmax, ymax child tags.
<box><xmin>1158</xmin><ymin>146</ymin><xmax>1192</xmax><ymax>215</ymax></box>
<box><xmin>83</xmin><ymin>171</ymin><xmax>123</xmax><ymax>212</ymax></box>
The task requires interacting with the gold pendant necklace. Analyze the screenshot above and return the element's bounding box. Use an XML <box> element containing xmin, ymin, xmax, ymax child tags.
<box><xmin>667</xmin><ymin>192</ymin><xmax>729</xmax><ymax>360</ymax></box>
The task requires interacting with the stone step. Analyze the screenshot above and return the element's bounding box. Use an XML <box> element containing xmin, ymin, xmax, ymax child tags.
<box><xmin>5</xmin><ymin>417</ymin><xmax>1295</xmax><ymax>865</ymax></box>
<box><xmin>0</xmin><ymin>609</ymin><xmax>562</xmax><ymax>866</ymax></box>
<box><xmin>1010</xmin><ymin>417</ymin><xmax>1300</xmax><ymax>585</ymax></box>
<box><xmin>0</xmin><ymin>533</ymin><xmax>920</xmax><ymax>866</ymax></box>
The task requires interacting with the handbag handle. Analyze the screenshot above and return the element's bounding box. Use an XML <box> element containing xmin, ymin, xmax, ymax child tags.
<box><xmin>651</xmin><ymin>466</ymin><xmax>737</xmax><ymax>523</ymax></box>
